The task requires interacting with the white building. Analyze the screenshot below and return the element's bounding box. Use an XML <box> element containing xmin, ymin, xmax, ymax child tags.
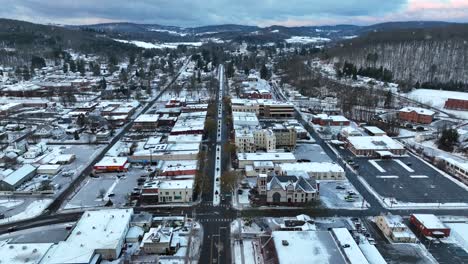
<box><xmin>42</xmin><ymin>209</ymin><xmax>133</xmax><ymax>263</ymax></box>
<box><xmin>375</xmin><ymin>214</ymin><xmax>417</xmax><ymax>243</ymax></box>
<box><xmin>235</xmin><ymin>129</ymin><xmax>255</xmax><ymax>153</ymax></box>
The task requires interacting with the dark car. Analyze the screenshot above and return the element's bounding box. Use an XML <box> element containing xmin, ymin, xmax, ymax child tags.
<box><xmin>336</xmin><ymin>186</ymin><xmax>345</xmax><ymax>190</ymax></box>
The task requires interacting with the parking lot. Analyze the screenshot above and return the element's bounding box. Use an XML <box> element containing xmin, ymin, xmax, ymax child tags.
<box><xmin>350</xmin><ymin>152</ymin><xmax>468</xmax><ymax>205</ymax></box>
<box><xmin>318</xmin><ymin>181</ymin><xmax>368</xmax><ymax>209</ymax></box>
<box><xmin>65</xmin><ymin>168</ymin><xmax>143</xmax><ymax>209</ymax></box>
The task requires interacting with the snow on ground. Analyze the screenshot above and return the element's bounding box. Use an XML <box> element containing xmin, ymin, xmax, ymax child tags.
<box><xmin>285</xmin><ymin>36</ymin><xmax>331</xmax><ymax>44</ymax></box>
<box><xmin>318</xmin><ymin>180</ymin><xmax>368</xmax><ymax>210</ymax></box>
<box><xmin>0</xmin><ymin>199</ymin><xmax>52</xmax><ymax>224</ymax></box>
<box><xmin>404</xmin><ymin>89</ymin><xmax>468</xmax><ymax>119</ymax></box>
<box><xmin>0</xmin><ymin>199</ymin><xmax>24</xmax><ymax>208</ymax></box>
<box><xmin>405</xmin><ymin>89</ymin><xmax>468</xmax><ymax>108</ymax></box>
<box><xmin>114</xmin><ymin>39</ymin><xmax>203</xmax><ymax>49</ymax></box>
<box><xmin>445</xmin><ymin>223</ymin><xmax>468</xmax><ymax>252</ymax></box>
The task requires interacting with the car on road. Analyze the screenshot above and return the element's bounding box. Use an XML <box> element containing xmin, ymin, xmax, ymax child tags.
<box><xmin>406</xmin><ymin>162</ymin><xmax>412</xmax><ymax>166</ymax></box>
<box><xmin>108</xmin><ymin>193</ymin><xmax>115</xmax><ymax>197</ymax></box>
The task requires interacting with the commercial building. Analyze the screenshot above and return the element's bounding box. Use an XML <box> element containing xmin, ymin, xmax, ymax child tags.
<box><xmin>271</xmin><ymin>124</ymin><xmax>297</xmax><ymax>149</ymax></box>
<box><xmin>142</xmin><ymin>179</ymin><xmax>194</xmax><ymax>203</ymax></box>
<box><xmin>232</xmin><ymin>111</ymin><xmax>259</xmax><ymax>128</ymax></box>
<box><xmin>159</xmin><ymin>160</ymin><xmax>198</xmax><ymax>176</ymax></box>
<box><xmin>37</xmin><ymin>164</ymin><xmax>61</xmax><ymax>175</ymax></box>
<box><xmin>140</xmin><ymin>226</ymin><xmax>174</xmax><ymax>254</ymax></box>
<box><xmin>331</xmin><ymin>228</ymin><xmax>370</xmax><ymax>264</ymax></box>
<box><xmin>0</xmin><ymin>164</ymin><xmax>36</xmax><ymax>191</ymax></box>
<box><xmin>444</xmin><ymin>98</ymin><xmax>468</xmax><ymax>110</ymax></box>
<box><xmin>346</xmin><ymin>136</ymin><xmax>406</xmax><ymax>157</ymax></box>
<box><xmin>133</xmin><ymin>114</ymin><xmax>159</xmax><ymax>131</ymax></box>
<box><xmin>93</xmin><ymin>157</ymin><xmax>129</xmax><ymax>173</ymax></box>
<box><xmin>312</xmin><ymin>114</ymin><xmax>350</xmax><ymax>126</ymax></box>
<box><xmin>410</xmin><ymin>214</ymin><xmax>450</xmax><ymax>238</ymax></box>
<box><xmin>42</xmin><ymin>209</ymin><xmax>133</xmax><ymax>263</ymax></box>
<box><xmin>237</xmin><ymin>152</ymin><xmax>296</xmax><ymax>169</ymax></box>
<box><xmin>398</xmin><ymin>107</ymin><xmax>435</xmax><ymax>124</ymax></box>
<box><xmin>279</xmin><ymin>162</ymin><xmax>345</xmax><ymax>180</ymax></box>
<box><xmin>268</xmin><ymin>231</ymin><xmax>347</xmax><ymax>264</ymax></box>
<box><xmin>253</xmin><ymin>129</ymin><xmax>276</xmax><ymax>152</ymax></box>
<box><xmin>0</xmin><ymin>241</ymin><xmax>54</xmax><ymax>264</ymax></box>
<box><xmin>375</xmin><ymin>214</ymin><xmax>417</xmax><ymax>243</ymax></box>
<box><xmin>260</xmin><ymin>101</ymin><xmax>295</xmax><ymax>118</ymax></box>
<box><xmin>235</xmin><ymin>129</ymin><xmax>256</xmax><ymax>153</ymax></box>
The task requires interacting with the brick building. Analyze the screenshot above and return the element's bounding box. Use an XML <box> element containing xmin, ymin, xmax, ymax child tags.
<box><xmin>398</xmin><ymin>107</ymin><xmax>435</xmax><ymax>124</ymax></box>
<box><xmin>444</xmin><ymin>98</ymin><xmax>468</xmax><ymax>111</ymax></box>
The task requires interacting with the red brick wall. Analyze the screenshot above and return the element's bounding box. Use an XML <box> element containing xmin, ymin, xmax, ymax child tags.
<box><xmin>445</xmin><ymin>99</ymin><xmax>468</xmax><ymax>110</ymax></box>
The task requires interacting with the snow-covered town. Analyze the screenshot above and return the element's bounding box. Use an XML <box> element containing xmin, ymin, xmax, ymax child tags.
<box><xmin>1</xmin><ymin>6</ymin><xmax>468</xmax><ymax>263</ymax></box>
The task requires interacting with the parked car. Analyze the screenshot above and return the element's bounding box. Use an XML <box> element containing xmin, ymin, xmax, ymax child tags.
<box><xmin>336</xmin><ymin>185</ymin><xmax>345</xmax><ymax>190</ymax></box>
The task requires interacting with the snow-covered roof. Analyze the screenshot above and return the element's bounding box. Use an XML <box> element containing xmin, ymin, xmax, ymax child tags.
<box><xmin>332</xmin><ymin>228</ymin><xmax>369</xmax><ymax>264</ymax></box>
<box><xmin>157</xmin><ymin>179</ymin><xmax>194</xmax><ymax>190</ymax></box>
<box><xmin>2</xmin><ymin>164</ymin><xmax>36</xmax><ymax>186</ymax></box>
<box><xmin>237</xmin><ymin>152</ymin><xmax>296</xmax><ymax>162</ymax></box>
<box><xmin>347</xmin><ymin>136</ymin><xmax>404</xmax><ymax>150</ymax></box>
<box><xmin>94</xmin><ymin>156</ymin><xmax>128</xmax><ymax>167</ymax></box>
<box><xmin>412</xmin><ymin>214</ymin><xmax>447</xmax><ymax>229</ymax></box>
<box><xmin>43</xmin><ymin>209</ymin><xmax>133</xmax><ymax>264</ymax></box>
<box><xmin>279</xmin><ymin>162</ymin><xmax>344</xmax><ymax>173</ymax></box>
<box><xmin>167</xmin><ymin>134</ymin><xmax>203</xmax><ymax>143</ymax></box>
<box><xmin>134</xmin><ymin>114</ymin><xmax>159</xmax><ymax>123</ymax></box>
<box><xmin>272</xmin><ymin>231</ymin><xmax>345</xmax><ymax>264</ymax></box>
<box><xmin>329</xmin><ymin>115</ymin><xmax>349</xmax><ymax>122</ymax></box>
<box><xmin>0</xmin><ymin>241</ymin><xmax>53</xmax><ymax>264</ymax></box>
<box><xmin>363</xmin><ymin>126</ymin><xmax>386</xmax><ymax>135</ymax></box>
<box><xmin>399</xmin><ymin>107</ymin><xmax>435</xmax><ymax>116</ymax></box>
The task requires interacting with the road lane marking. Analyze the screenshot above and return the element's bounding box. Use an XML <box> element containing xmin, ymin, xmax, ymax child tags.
<box><xmin>410</xmin><ymin>175</ymin><xmax>429</xmax><ymax>178</ymax></box>
<box><xmin>394</xmin><ymin>159</ymin><xmax>415</xmax><ymax>172</ymax></box>
<box><xmin>369</xmin><ymin>160</ymin><xmax>386</xmax><ymax>173</ymax></box>
<box><xmin>376</xmin><ymin>175</ymin><xmax>399</xmax><ymax>179</ymax></box>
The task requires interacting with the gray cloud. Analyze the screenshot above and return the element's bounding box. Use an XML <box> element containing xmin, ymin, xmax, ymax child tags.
<box><xmin>0</xmin><ymin>0</ymin><xmax>408</xmax><ymax>26</ymax></box>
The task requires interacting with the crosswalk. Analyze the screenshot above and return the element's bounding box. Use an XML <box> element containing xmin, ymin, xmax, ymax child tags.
<box><xmin>200</xmin><ymin>202</ymin><xmax>230</xmax><ymax>208</ymax></box>
<box><xmin>198</xmin><ymin>218</ymin><xmax>234</xmax><ymax>223</ymax></box>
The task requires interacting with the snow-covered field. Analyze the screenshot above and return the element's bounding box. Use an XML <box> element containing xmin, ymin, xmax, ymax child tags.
<box><xmin>114</xmin><ymin>39</ymin><xmax>203</xmax><ymax>49</ymax></box>
<box><xmin>285</xmin><ymin>36</ymin><xmax>331</xmax><ymax>44</ymax></box>
<box><xmin>405</xmin><ymin>89</ymin><xmax>468</xmax><ymax>119</ymax></box>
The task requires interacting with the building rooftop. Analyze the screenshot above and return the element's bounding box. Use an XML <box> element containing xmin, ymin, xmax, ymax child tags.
<box><xmin>332</xmin><ymin>228</ymin><xmax>370</xmax><ymax>264</ymax></box>
<box><xmin>280</xmin><ymin>162</ymin><xmax>344</xmax><ymax>173</ymax></box>
<box><xmin>0</xmin><ymin>241</ymin><xmax>53</xmax><ymax>264</ymax></box>
<box><xmin>272</xmin><ymin>231</ymin><xmax>346</xmax><ymax>264</ymax></box>
<box><xmin>399</xmin><ymin>107</ymin><xmax>435</xmax><ymax>116</ymax></box>
<box><xmin>134</xmin><ymin>114</ymin><xmax>159</xmax><ymax>123</ymax></box>
<box><xmin>2</xmin><ymin>164</ymin><xmax>36</xmax><ymax>186</ymax></box>
<box><xmin>412</xmin><ymin>214</ymin><xmax>447</xmax><ymax>229</ymax></box>
<box><xmin>94</xmin><ymin>156</ymin><xmax>128</xmax><ymax>167</ymax></box>
<box><xmin>347</xmin><ymin>136</ymin><xmax>404</xmax><ymax>150</ymax></box>
<box><xmin>42</xmin><ymin>209</ymin><xmax>133</xmax><ymax>264</ymax></box>
<box><xmin>237</xmin><ymin>152</ymin><xmax>296</xmax><ymax>162</ymax></box>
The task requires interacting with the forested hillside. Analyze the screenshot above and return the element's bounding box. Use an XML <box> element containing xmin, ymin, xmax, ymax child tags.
<box><xmin>0</xmin><ymin>18</ymin><xmax>142</xmax><ymax>67</ymax></box>
<box><xmin>328</xmin><ymin>24</ymin><xmax>468</xmax><ymax>91</ymax></box>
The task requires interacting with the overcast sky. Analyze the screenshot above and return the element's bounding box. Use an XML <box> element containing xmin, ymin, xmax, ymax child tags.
<box><xmin>1</xmin><ymin>0</ymin><xmax>468</xmax><ymax>26</ymax></box>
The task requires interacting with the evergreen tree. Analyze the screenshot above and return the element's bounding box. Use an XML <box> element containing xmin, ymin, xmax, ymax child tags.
<box><xmin>62</xmin><ymin>63</ymin><xmax>69</xmax><ymax>74</ymax></box>
<box><xmin>438</xmin><ymin>128</ymin><xmax>459</xmax><ymax>151</ymax></box>
<box><xmin>260</xmin><ymin>64</ymin><xmax>268</xmax><ymax>79</ymax></box>
<box><xmin>69</xmin><ymin>60</ymin><xmax>77</xmax><ymax>73</ymax></box>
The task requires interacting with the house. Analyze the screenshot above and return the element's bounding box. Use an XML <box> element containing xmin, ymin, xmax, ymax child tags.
<box><xmin>257</xmin><ymin>174</ymin><xmax>319</xmax><ymax>205</ymax></box>
<box><xmin>444</xmin><ymin>98</ymin><xmax>468</xmax><ymax>110</ymax></box>
<box><xmin>410</xmin><ymin>214</ymin><xmax>450</xmax><ymax>238</ymax></box>
<box><xmin>375</xmin><ymin>214</ymin><xmax>417</xmax><ymax>243</ymax></box>
<box><xmin>0</xmin><ymin>164</ymin><xmax>36</xmax><ymax>191</ymax></box>
<box><xmin>346</xmin><ymin>136</ymin><xmax>406</xmax><ymax>157</ymax></box>
<box><xmin>93</xmin><ymin>156</ymin><xmax>129</xmax><ymax>173</ymax></box>
<box><xmin>398</xmin><ymin>107</ymin><xmax>435</xmax><ymax>124</ymax></box>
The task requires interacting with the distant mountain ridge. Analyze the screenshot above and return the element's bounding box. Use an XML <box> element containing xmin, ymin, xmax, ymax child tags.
<box><xmin>71</xmin><ymin>21</ymin><xmax>462</xmax><ymax>43</ymax></box>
